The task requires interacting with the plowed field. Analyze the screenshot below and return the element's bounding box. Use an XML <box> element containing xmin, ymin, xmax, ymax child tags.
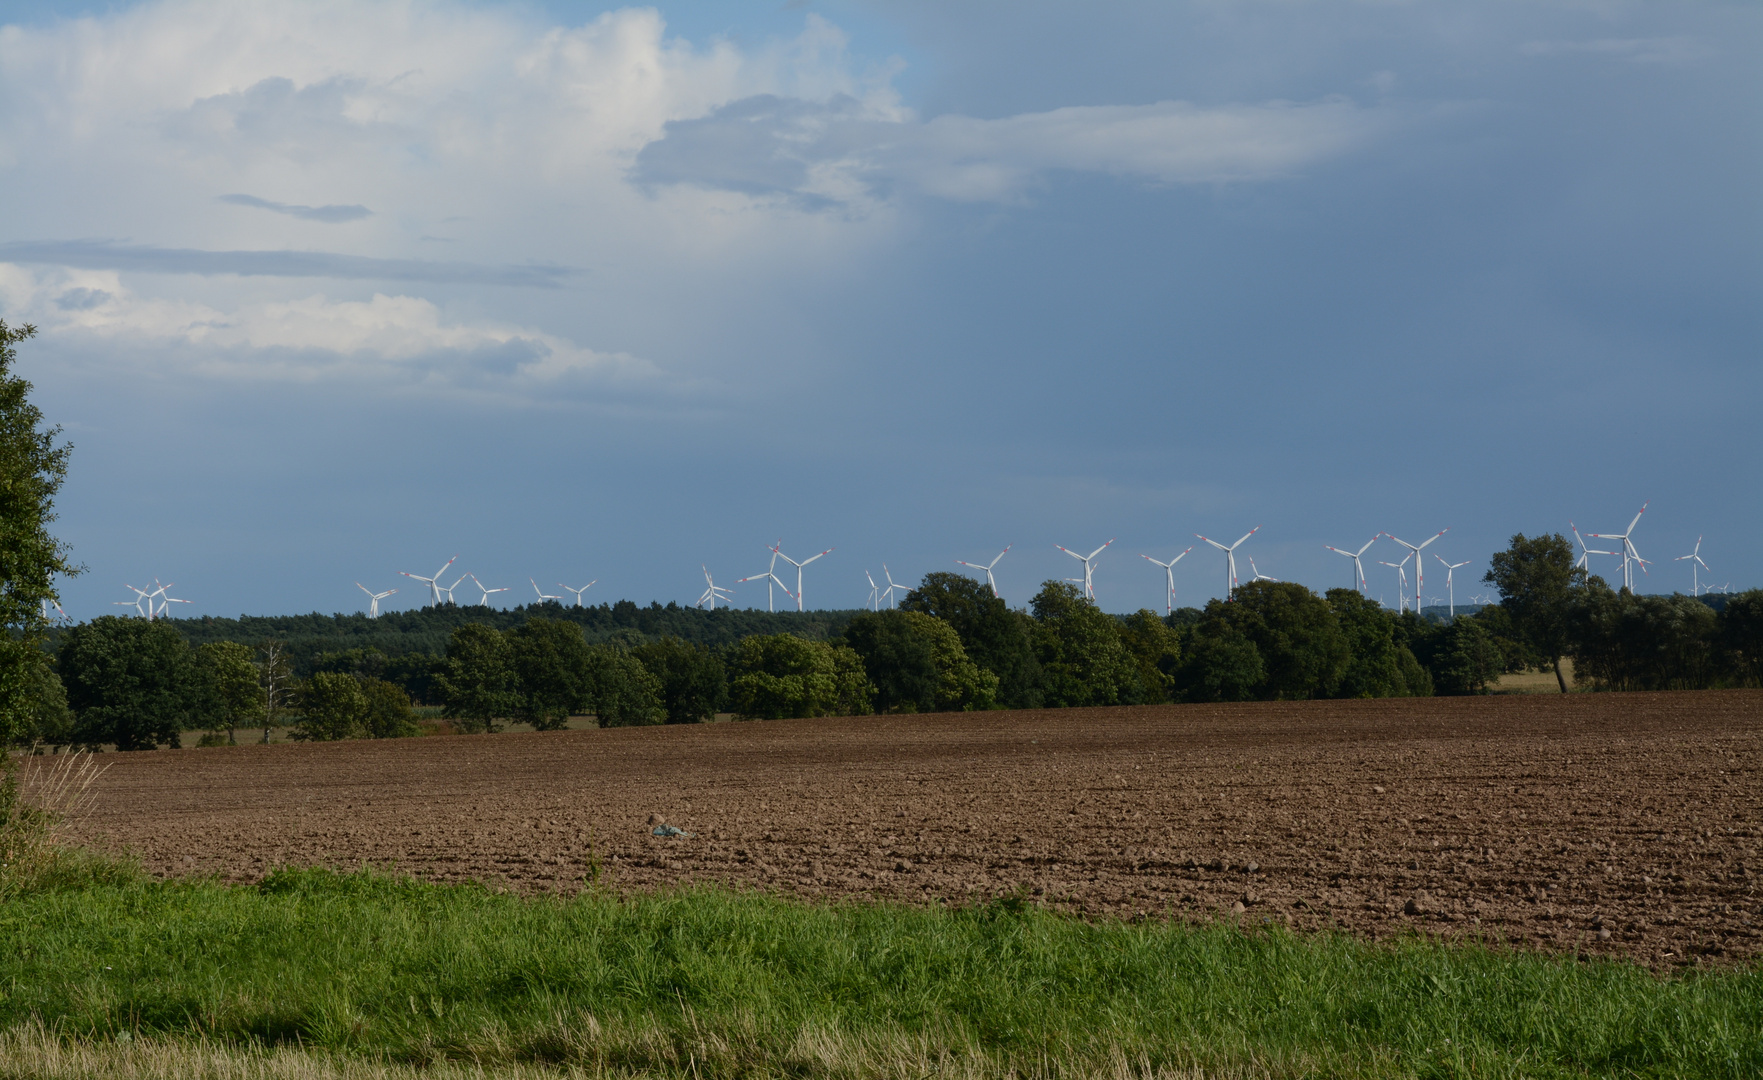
<box><xmin>59</xmin><ymin>691</ymin><xmax>1762</xmax><ymax>969</ymax></box>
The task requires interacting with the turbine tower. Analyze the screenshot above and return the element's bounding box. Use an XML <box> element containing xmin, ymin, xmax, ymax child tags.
<box><xmin>530</xmin><ymin>579</ymin><xmax>563</xmax><ymax>605</ymax></box>
<box><xmin>880</xmin><ymin>565</ymin><xmax>910</xmax><ymax>609</ymax></box>
<box><xmin>356</xmin><ymin>582</ymin><xmax>398</xmax><ymax>618</ymax></box>
<box><xmin>1383</xmin><ymin>529</ymin><xmax>1448</xmax><ymax>616</ymax></box>
<box><xmin>738</xmin><ymin>541</ymin><xmax>792</xmax><ymax>613</ymax></box>
<box><xmin>1248</xmin><ymin>557</ymin><xmax>1278</xmax><ymax>583</ymax></box>
<box><xmin>956</xmin><ymin>545</ymin><xmax>1012</xmax><ymax>599</ymax></box>
<box><xmin>864</xmin><ymin>571</ymin><xmax>881</xmax><ymax>611</ymax></box>
<box><xmin>1433</xmin><ymin>556</ymin><xmax>1470</xmax><ymax>618</ymax></box>
<box><xmin>774</xmin><ymin>542</ymin><xmax>833</xmax><ymax>612</ymax></box>
<box><xmin>696</xmin><ymin>566</ymin><xmax>734</xmax><ymax>610</ymax></box>
<box><xmin>1194</xmin><ymin>527</ymin><xmax>1259</xmax><ymax>599</ymax></box>
<box><xmin>559</xmin><ymin>581</ymin><xmax>597</xmax><ymax>607</ymax></box>
<box><xmin>1056</xmin><ymin>539</ymin><xmax>1113</xmax><ymax>600</ymax></box>
<box><xmin>1674</xmin><ymin>536</ymin><xmax>1711</xmax><ymax>596</ymax></box>
<box><xmin>1325</xmin><ymin>536</ymin><xmax>1378</xmax><ymax>592</ymax></box>
<box><xmin>1377</xmin><ymin>555</ymin><xmax>1412</xmax><ymax>612</ymax></box>
<box><xmin>400</xmin><ymin>556</ymin><xmax>458</xmax><ymax>608</ymax></box>
<box><xmin>465</xmin><ymin>574</ymin><xmax>510</xmax><ymax>608</ymax></box>
<box><xmin>1139</xmin><ymin>547</ymin><xmax>1192</xmax><ymax>615</ymax></box>
<box><xmin>1589</xmin><ymin>502</ymin><xmax>1649</xmax><ymax>592</ymax></box>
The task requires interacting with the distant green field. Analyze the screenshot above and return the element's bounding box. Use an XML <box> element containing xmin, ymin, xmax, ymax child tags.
<box><xmin>0</xmin><ymin>866</ymin><xmax>1754</xmax><ymax>1079</ymax></box>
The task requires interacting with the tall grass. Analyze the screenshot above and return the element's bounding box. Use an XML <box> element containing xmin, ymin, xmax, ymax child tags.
<box><xmin>0</xmin><ymin>867</ymin><xmax>1755</xmax><ymax>1079</ymax></box>
<box><xmin>0</xmin><ymin>750</ymin><xmax>138</xmax><ymax>899</ymax></box>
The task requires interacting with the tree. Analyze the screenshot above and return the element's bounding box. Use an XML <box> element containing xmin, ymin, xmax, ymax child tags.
<box><xmin>1722</xmin><ymin>590</ymin><xmax>1763</xmax><ymax>687</ymax></box>
<box><xmin>361</xmin><ymin>677</ymin><xmax>420</xmax><ymax>738</ymax></box>
<box><xmin>11</xmin><ymin>649</ymin><xmax>72</xmax><ymax>747</ymax></box>
<box><xmin>1028</xmin><ymin>582</ymin><xmax>1137</xmax><ymax>708</ymax></box>
<box><xmin>843</xmin><ymin>610</ymin><xmax>997</xmax><ymax>713</ymax></box>
<box><xmin>583</xmin><ymin>644</ymin><xmax>666</xmax><ymax>727</ymax></box>
<box><xmin>434</xmin><ymin>624</ymin><xmax>518</xmax><ymax>733</ymax></box>
<box><xmin>293</xmin><ymin>671</ymin><xmax>368</xmax><ymax>740</ymax></box>
<box><xmin>58</xmin><ymin>616</ymin><xmax>198</xmax><ymax>749</ymax></box>
<box><xmin>1117</xmin><ymin>609</ymin><xmax>1182</xmax><ymax>704</ymax></box>
<box><xmin>0</xmin><ymin>322</ymin><xmax>81</xmax><ymax>746</ymax></box>
<box><xmin>902</xmin><ymin>572</ymin><xmax>1042</xmax><ymax>708</ymax></box>
<box><xmin>1429</xmin><ymin>616</ymin><xmax>1505</xmax><ymax>695</ymax></box>
<box><xmin>725</xmin><ymin>634</ymin><xmax>874</xmax><ymax>720</ymax></box>
<box><xmin>194</xmin><ymin>641</ymin><xmax>264</xmax><ymax>745</ymax></box>
<box><xmin>631</xmin><ymin>637</ymin><xmax>724</xmax><ymax>723</ymax></box>
<box><xmin>1224</xmin><ymin>582</ymin><xmax>1350</xmax><ymax>700</ymax></box>
<box><xmin>1176</xmin><ymin>620</ymin><xmax>1265</xmax><ymax>702</ymax></box>
<box><xmin>1484</xmin><ymin>532</ymin><xmax>1587</xmax><ymax>693</ymax></box>
<box><xmin>508</xmin><ymin>618</ymin><xmax>592</xmax><ymax>730</ymax></box>
<box><xmin>256</xmin><ymin>639</ymin><xmax>295</xmax><ymax>743</ymax></box>
<box><xmin>1326</xmin><ymin>590</ymin><xmax>1423</xmax><ymax>698</ymax></box>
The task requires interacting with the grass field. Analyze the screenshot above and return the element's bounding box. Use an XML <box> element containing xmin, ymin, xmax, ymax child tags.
<box><xmin>0</xmin><ymin>863</ymin><xmax>1756</xmax><ymax>1079</ymax></box>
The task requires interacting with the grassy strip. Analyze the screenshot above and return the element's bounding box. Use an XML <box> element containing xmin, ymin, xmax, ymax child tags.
<box><xmin>0</xmin><ymin>869</ymin><xmax>1754</xmax><ymax>1078</ymax></box>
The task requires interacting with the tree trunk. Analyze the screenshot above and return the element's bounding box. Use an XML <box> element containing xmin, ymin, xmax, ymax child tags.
<box><xmin>1553</xmin><ymin>656</ymin><xmax>1570</xmax><ymax>693</ymax></box>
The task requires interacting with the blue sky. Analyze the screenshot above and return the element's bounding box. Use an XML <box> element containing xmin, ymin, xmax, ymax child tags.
<box><xmin>2</xmin><ymin>0</ymin><xmax>1757</xmax><ymax>619</ymax></box>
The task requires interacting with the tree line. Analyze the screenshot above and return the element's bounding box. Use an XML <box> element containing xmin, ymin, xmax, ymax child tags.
<box><xmin>14</xmin><ymin>536</ymin><xmax>1759</xmax><ymax>750</ymax></box>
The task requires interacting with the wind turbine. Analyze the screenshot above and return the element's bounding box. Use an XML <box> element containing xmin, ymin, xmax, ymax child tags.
<box><xmin>1248</xmin><ymin>557</ymin><xmax>1278</xmax><ymax>583</ymax></box>
<box><xmin>1140</xmin><ymin>547</ymin><xmax>1193</xmax><ymax>615</ymax></box>
<box><xmin>465</xmin><ymin>574</ymin><xmax>510</xmax><ymax>608</ymax></box>
<box><xmin>1377</xmin><ymin>555</ymin><xmax>1412</xmax><ymax>612</ymax></box>
<box><xmin>880</xmin><ymin>565</ymin><xmax>910</xmax><ymax>609</ymax></box>
<box><xmin>774</xmin><ymin>542</ymin><xmax>833</xmax><ymax>612</ymax></box>
<box><xmin>1673</xmin><ymin>536</ymin><xmax>1711</xmax><ymax>597</ymax></box>
<box><xmin>696</xmin><ymin>566</ymin><xmax>734</xmax><ymax>610</ymax></box>
<box><xmin>1588</xmin><ymin>502</ymin><xmax>1649</xmax><ymax>592</ymax></box>
<box><xmin>116</xmin><ymin>584</ymin><xmax>153</xmax><ymax>618</ymax></box>
<box><xmin>1433</xmin><ymin>556</ymin><xmax>1470</xmax><ymax>618</ymax></box>
<box><xmin>738</xmin><ymin>541</ymin><xmax>792</xmax><ymax>612</ymax></box>
<box><xmin>145</xmin><ymin>580</ymin><xmax>190</xmax><ymax>620</ymax></box>
<box><xmin>1325</xmin><ymin>536</ymin><xmax>1378</xmax><ymax>592</ymax></box>
<box><xmin>530</xmin><ymin>579</ymin><xmax>563</xmax><ymax>605</ymax></box>
<box><xmin>559</xmin><ymin>581</ymin><xmax>597</xmax><ymax>607</ymax></box>
<box><xmin>1194</xmin><ymin>527</ymin><xmax>1259</xmax><ymax>599</ymax></box>
<box><xmin>1382</xmin><ymin>529</ymin><xmax>1447</xmax><ymax>616</ymax></box>
<box><xmin>1569</xmin><ymin>522</ymin><xmax>1617</xmax><ymax>579</ymax></box>
<box><xmin>440</xmin><ymin>574</ymin><xmax>470</xmax><ymax>605</ymax></box>
<box><xmin>864</xmin><ymin>571</ymin><xmax>881</xmax><ymax>611</ymax></box>
<box><xmin>400</xmin><ymin>556</ymin><xmax>458</xmax><ymax>608</ymax></box>
<box><xmin>956</xmin><ymin>545</ymin><xmax>1012</xmax><ymax>599</ymax></box>
<box><xmin>356</xmin><ymin>582</ymin><xmax>398</xmax><ymax>618</ymax></box>
<box><xmin>1056</xmin><ymin>539</ymin><xmax>1113</xmax><ymax>600</ymax></box>
<box><xmin>39</xmin><ymin>598</ymin><xmax>70</xmax><ymax>625</ymax></box>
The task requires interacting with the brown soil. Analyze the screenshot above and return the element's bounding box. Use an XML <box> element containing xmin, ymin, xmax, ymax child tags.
<box><xmin>58</xmin><ymin>691</ymin><xmax>1763</xmax><ymax>969</ymax></box>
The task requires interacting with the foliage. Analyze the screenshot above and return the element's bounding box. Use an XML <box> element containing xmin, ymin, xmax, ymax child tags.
<box><xmin>1429</xmin><ymin>615</ymin><xmax>1506</xmax><ymax>695</ymax></box>
<box><xmin>6</xmin><ymin>649</ymin><xmax>72</xmax><ymax>747</ymax></box>
<box><xmin>0</xmin><ymin>871</ymin><xmax>1755</xmax><ymax>1078</ymax></box>
<box><xmin>360</xmin><ymin>678</ymin><xmax>419</xmax><ymax>738</ymax></box>
<box><xmin>1175</xmin><ymin>616</ymin><xmax>1266</xmax><ymax>702</ymax></box>
<box><xmin>508</xmin><ymin>618</ymin><xmax>592</xmax><ymax>730</ymax></box>
<box><xmin>1116</xmin><ymin>609</ymin><xmax>1182</xmax><ymax>704</ymax></box>
<box><xmin>725</xmin><ymin>634</ymin><xmax>874</xmax><ymax>720</ymax></box>
<box><xmin>631</xmin><ymin>637</ymin><xmax>724</xmax><ymax>724</ymax></box>
<box><xmin>1177</xmin><ymin>582</ymin><xmax>1350</xmax><ymax>702</ymax></box>
<box><xmin>1028</xmin><ymin>581</ymin><xmax>1138</xmax><ymax>707</ymax></box>
<box><xmin>842</xmin><ymin>610</ymin><xmax>997</xmax><ymax>713</ymax></box>
<box><xmin>1326</xmin><ymin>590</ymin><xmax>1423</xmax><ymax>699</ymax></box>
<box><xmin>434</xmin><ymin>624</ymin><xmax>518</xmax><ymax>733</ymax></box>
<box><xmin>57</xmin><ymin>617</ymin><xmax>197</xmax><ymax>749</ymax></box>
<box><xmin>1570</xmin><ymin>587</ymin><xmax>1723</xmax><ymax>691</ymax></box>
<box><xmin>192</xmin><ymin>642</ymin><xmax>263</xmax><ymax>745</ymax></box>
<box><xmin>0</xmin><ymin>323</ymin><xmax>80</xmax><ymax>747</ymax></box>
<box><xmin>902</xmin><ymin>572</ymin><xmax>1042</xmax><ymax>708</ymax></box>
<box><xmin>1722</xmin><ymin>589</ymin><xmax>1763</xmax><ymax>686</ymax></box>
<box><xmin>1484</xmin><ymin>532</ymin><xmax>1588</xmax><ymax>692</ymax></box>
<box><xmin>582</xmin><ymin>644</ymin><xmax>665</xmax><ymax>727</ymax></box>
<box><xmin>293</xmin><ymin>671</ymin><xmax>369</xmax><ymax>741</ymax></box>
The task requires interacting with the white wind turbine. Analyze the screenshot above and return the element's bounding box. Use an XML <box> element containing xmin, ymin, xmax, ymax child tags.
<box><xmin>145</xmin><ymin>580</ymin><xmax>189</xmax><ymax>620</ymax></box>
<box><xmin>1248</xmin><ymin>557</ymin><xmax>1278</xmax><ymax>583</ymax></box>
<box><xmin>738</xmin><ymin>541</ymin><xmax>793</xmax><ymax>612</ymax></box>
<box><xmin>864</xmin><ymin>571</ymin><xmax>881</xmax><ymax>611</ymax></box>
<box><xmin>774</xmin><ymin>542</ymin><xmax>833</xmax><ymax>612</ymax></box>
<box><xmin>440</xmin><ymin>574</ymin><xmax>470</xmax><ymax>605</ymax></box>
<box><xmin>1570</xmin><ymin>522</ymin><xmax>1617</xmax><ymax>579</ymax></box>
<box><xmin>1056</xmin><ymin>539</ymin><xmax>1113</xmax><ymax>600</ymax></box>
<box><xmin>1433</xmin><ymin>556</ymin><xmax>1470</xmax><ymax>617</ymax></box>
<box><xmin>1377</xmin><ymin>555</ymin><xmax>1412</xmax><ymax>612</ymax></box>
<box><xmin>116</xmin><ymin>584</ymin><xmax>153</xmax><ymax>618</ymax></box>
<box><xmin>400</xmin><ymin>556</ymin><xmax>458</xmax><ymax>607</ymax></box>
<box><xmin>559</xmin><ymin>581</ymin><xmax>597</xmax><ymax>607</ymax></box>
<box><xmin>465</xmin><ymin>574</ymin><xmax>510</xmax><ymax>608</ymax></box>
<box><xmin>1674</xmin><ymin>537</ymin><xmax>1710</xmax><ymax>596</ymax></box>
<box><xmin>1140</xmin><ymin>547</ymin><xmax>1193</xmax><ymax>615</ymax></box>
<box><xmin>1382</xmin><ymin>529</ymin><xmax>1447</xmax><ymax>616</ymax></box>
<box><xmin>1325</xmin><ymin>536</ymin><xmax>1378</xmax><ymax>592</ymax></box>
<box><xmin>696</xmin><ymin>566</ymin><xmax>735</xmax><ymax>610</ymax></box>
<box><xmin>530</xmin><ymin>579</ymin><xmax>563</xmax><ymax>605</ymax></box>
<box><xmin>356</xmin><ymin>582</ymin><xmax>398</xmax><ymax>618</ymax></box>
<box><xmin>956</xmin><ymin>545</ymin><xmax>1012</xmax><ymax>599</ymax></box>
<box><xmin>880</xmin><ymin>565</ymin><xmax>910</xmax><ymax>609</ymax></box>
<box><xmin>1194</xmin><ymin>527</ymin><xmax>1259</xmax><ymax>600</ymax></box>
<box><xmin>1589</xmin><ymin>502</ymin><xmax>1649</xmax><ymax>592</ymax></box>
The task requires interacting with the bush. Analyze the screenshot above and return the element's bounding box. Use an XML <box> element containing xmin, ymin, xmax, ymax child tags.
<box><xmin>361</xmin><ymin>678</ymin><xmax>420</xmax><ymax>738</ymax></box>
<box><xmin>584</xmin><ymin>645</ymin><xmax>666</xmax><ymax>727</ymax></box>
<box><xmin>726</xmin><ymin>634</ymin><xmax>873</xmax><ymax>720</ymax></box>
<box><xmin>292</xmin><ymin>671</ymin><xmax>367</xmax><ymax>740</ymax></box>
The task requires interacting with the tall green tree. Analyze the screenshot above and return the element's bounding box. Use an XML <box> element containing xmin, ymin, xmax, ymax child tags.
<box><xmin>508</xmin><ymin>618</ymin><xmax>592</xmax><ymax>730</ymax></box>
<box><xmin>12</xmin><ymin>650</ymin><xmax>72</xmax><ymax>747</ymax></box>
<box><xmin>1429</xmin><ymin>616</ymin><xmax>1505</xmax><ymax>695</ymax></box>
<box><xmin>1483</xmin><ymin>532</ymin><xmax>1587</xmax><ymax>692</ymax></box>
<box><xmin>1326</xmin><ymin>590</ymin><xmax>1422</xmax><ymax>698</ymax></box>
<box><xmin>843</xmin><ymin>610</ymin><xmax>997</xmax><ymax>713</ymax></box>
<box><xmin>0</xmin><ymin>322</ymin><xmax>80</xmax><ymax>747</ymax></box>
<box><xmin>1028</xmin><ymin>582</ymin><xmax>1138</xmax><ymax>708</ymax></box>
<box><xmin>902</xmin><ymin>572</ymin><xmax>1042</xmax><ymax>708</ymax></box>
<box><xmin>583</xmin><ymin>644</ymin><xmax>666</xmax><ymax>727</ymax></box>
<box><xmin>1117</xmin><ymin>609</ymin><xmax>1182</xmax><ymax>704</ymax></box>
<box><xmin>360</xmin><ymin>678</ymin><xmax>420</xmax><ymax>738</ymax></box>
<box><xmin>725</xmin><ymin>634</ymin><xmax>873</xmax><ymax>720</ymax></box>
<box><xmin>293</xmin><ymin>671</ymin><xmax>368</xmax><ymax>741</ymax></box>
<box><xmin>434</xmin><ymin>624</ymin><xmax>518</xmax><ymax>733</ymax></box>
<box><xmin>1722</xmin><ymin>590</ymin><xmax>1763</xmax><ymax>687</ymax></box>
<box><xmin>194</xmin><ymin>641</ymin><xmax>264</xmax><ymax>745</ymax></box>
<box><xmin>58</xmin><ymin>616</ymin><xmax>198</xmax><ymax>749</ymax></box>
<box><xmin>631</xmin><ymin>637</ymin><xmax>724</xmax><ymax>724</ymax></box>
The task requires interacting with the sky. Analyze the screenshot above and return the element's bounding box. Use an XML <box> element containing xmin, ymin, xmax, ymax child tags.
<box><xmin>1</xmin><ymin>0</ymin><xmax>1758</xmax><ymax>620</ymax></box>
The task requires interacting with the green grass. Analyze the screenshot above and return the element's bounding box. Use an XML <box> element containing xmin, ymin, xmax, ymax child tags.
<box><xmin>0</xmin><ymin>868</ymin><xmax>1754</xmax><ymax>1078</ymax></box>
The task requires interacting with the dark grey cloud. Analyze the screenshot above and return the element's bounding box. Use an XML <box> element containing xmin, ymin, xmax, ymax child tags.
<box><xmin>218</xmin><ymin>193</ymin><xmax>372</xmax><ymax>223</ymax></box>
<box><xmin>0</xmin><ymin>240</ymin><xmax>573</xmax><ymax>288</ymax></box>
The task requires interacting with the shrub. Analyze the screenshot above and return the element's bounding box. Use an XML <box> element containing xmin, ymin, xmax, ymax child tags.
<box><xmin>726</xmin><ymin>634</ymin><xmax>873</xmax><ymax>720</ymax></box>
